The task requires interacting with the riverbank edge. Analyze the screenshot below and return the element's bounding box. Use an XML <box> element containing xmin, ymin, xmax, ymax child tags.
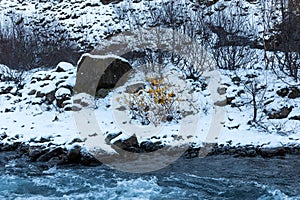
<box><xmin>1</xmin><ymin>142</ymin><xmax>299</xmax><ymax>169</ymax></box>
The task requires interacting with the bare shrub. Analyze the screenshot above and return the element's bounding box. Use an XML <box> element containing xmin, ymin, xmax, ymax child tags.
<box><xmin>0</xmin><ymin>15</ymin><xmax>81</xmax><ymax>70</ymax></box>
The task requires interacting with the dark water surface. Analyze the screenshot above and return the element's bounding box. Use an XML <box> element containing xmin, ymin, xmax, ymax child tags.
<box><xmin>0</xmin><ymin>154</ymin><xmax>299</xmax><ymax>200</ymax></box>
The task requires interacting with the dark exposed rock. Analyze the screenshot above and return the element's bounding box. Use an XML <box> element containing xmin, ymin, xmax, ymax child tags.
<box><xmin>98</xmin><ymin>59</ymin><xmax>132</xmax><ymax>89</ymax></box>
<box><xmin>214</xmin><ymin>99</ymin><xmax>227</xmax><ymax>107</ymax></box>
<box><xmin>45</xmin><ymin>91</ymin><xmax>56</xmax><ymax>103</ymax></box>
<box><xmin>126</xmin><ymin>83</ymin><xmax>145</xmax><ymax>94</ymax></box>
<box><xmin>105</xmin><ymin>132</ymin><xmax>122</xmax><ymax>144</ymax></box>
<box><xmin>67</xmin><ymin>145</ymin><xmax>81</xmax><ymax>163</ymax></box>
<box><xmin>139</xmin><ymin>141</ymin><xmax>163</xmax><ymax>152</ymax></box>
<box><xmin>232</xmin><ymin>76</ymin><xmax>241</xmax><ymax>85</ymax></box>
<box><xmin>29</xmin><ymin>147</ymin><xmax>49</xmax><ymax>162</ymax></box>
<box><xmin>76</xmin><ymin>54</ymin><xmax>132</xmax><ymax>97</ymax></box>
<box><xmin>113</xmin><ymin>134</ymin><xmax>139</xmax><ymax>151</ymax></box>
<box><xmin>80</xmin><ymin>152</ymin><xmax>102</xmax><ymax>166</ymax></box>
<box><xmin>36</xmin><ymin>91</ymin><xmax>44</xmax><ymax>98</ymax></box>
<box><xmin>0</xmin><ymin>86</ymin><xmax>13</xmax><ymax>95</ymax></box>
<box><xmin>0</xmin><ymin>132</ymin><xmax>8</xmax><ymax>140</ymax></box>
<box><xmin>28</xmin><ymin>89</ymin><xmax>37</xmax><ymax>95</ymax></box>
<box><xmin>5</xmin><ymin>107</ymin><xmax>16</xmax><ymax>113</ymax></box>
<box><xmin>36</xmin><ymin>147</ymin><xmax>66</xmax><ymax>162</ymax></box>
<box><xmin>277</xmin><ymin>87</ymin><xmax>300</xmax><ymax>99</ymax></box>
<box><xmin>288</xmin><ymin>87</ymin><xmax>300</xmax><ymax>99</ymax></box>
<box><xmin>268</xmin><ymin>106</ymin><xmax>293</xmax><ymax>119</ymax></box>
<box><xmin>290</xmin><ymin>115</ymin><xmax>300</xmax><ymax>121</ymax></box>
<box><xmin>277</xmin><ymin>87</ymin><xmax>289</xmax><ymax>97</ymax></box>
<box><xmin>100</xmin><ymin>0</ymin><xmax>123</xmax><ymax>5</ymax></box>
<box><xmin>259</xmin><ymin>147</ymin><xmax>286</xmax><ymax>158</ymax></box>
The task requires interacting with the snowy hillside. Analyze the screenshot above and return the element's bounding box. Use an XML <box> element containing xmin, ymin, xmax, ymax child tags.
<box><xmin>0</xmin><ymin>0</ymin><xmax>300</xmax><ymax>156</ymax></box>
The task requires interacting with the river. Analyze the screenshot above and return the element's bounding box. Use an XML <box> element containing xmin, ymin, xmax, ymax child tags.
<box><xmin>0</xmin><ymin>154</ymin><xmax>299</xmax><ymax>199</ymax></box>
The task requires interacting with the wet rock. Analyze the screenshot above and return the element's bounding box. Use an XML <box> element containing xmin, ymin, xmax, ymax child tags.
<box><xmin>80</xmin><ymin>151</ymin><xmax>102</xmax><ymax>166</ymax></box>
<box><xmin>105</xmin><ymin>132</ymin><xmax>122</xmax><ymax>144</ymax></box>
<box><xmin>246</xmin><ymin>149</ymin><xmax>257</xmax><ymax>157</ymax></box>
<box><xmin>259</xmin><ymin>147</ymin><xmax>286</xmax><ymax>158</ymax></box>
<box><xmin>113</xmin><ymin>134</ymin><xmax>139</xmax><ymax>151</ymax></box>
<box><xmin>36</xmin><ymin>147</ymin><xmax>66</xmax><ymax>162</ymax></box>
<box><xmin>67</xmin><ymin>145</ymin><xmax>81</xmax><ymax>163</ymax></box>
<box><xmin>29</xmin><ymin>147</ymin><xmax>49</xmax><ymax>162</ymax></box>
<box><xmin>140</xmin><ymin>141</ymin><xmax>163</xmax><ymax>152</ymax></box>
<box><xmin>268</xmin><ymin>106</ymin><xmax>293</xmax><ymax>119</ymax></box>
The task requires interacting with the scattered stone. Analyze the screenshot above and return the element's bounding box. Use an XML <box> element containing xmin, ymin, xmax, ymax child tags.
<box><xmin>290</xmin><ymin>115</ymin><xmax>300</xmax><ymax>121</ymax></box>
<box><xmin>268</xmin><ymin>106</ymin><xmax>293</xmax><ymax>119</ymax></box>
<box><xmin>36</xmin><ymin>147</ymin><xmax>65</xmax><ymax>162</ymax></box>
<box><xmin>28</xmin><ymin>89</ymin><xmax>37</xmax><ymax>95</ymax></box>
<box><xmin>0</xmin><ymin>86</ymin><xmax>13</xmax><ymax>95</ymax></box>
<box><xmin>126</xmin><ymin>83</ymin><xmax>145</xmax><ymax>94</ymax></box>
<box><xmin>214</xmin><ymin>99</ymin><xmax>227</xmax><ymax>107</ymax></box>
<box><xmin>56</xmin><ymin>62</ymin><xmax>74</xmax><ymax>72</ymax></box>
<box><xmin>139</xmin><ymin>141</ymin><xmax>163</xmax><ymax>152</ymax></box>
<box><xmin>232</xmin><ymin>76</ymin><xmax>241</xmax><ymax>85</ymax></box>
<box><xmin>45</xmin><ymin>91</ymin><xmax>56</xmax><ymax>103</ymax></box>
<box><xmin>288</xmin><ymin>87</ymin><xmax>300</xmax><ymax>99</ymax></box>
<box><xmin>113</xmin><ymin>134</ymin><xmax>139</xmax><ymax>151</ymax></box>
<box><xmin>217</xmin><ymin>87</ymin><xmax>227</xmax><ymax>95</ymax></box>
<box><xmin>277</xmin><ymin>87</ymin><xmax>289</xmax><ymax>97</ymax></box>
<box><xmin>259</xmin><ymin>147</ymin><xmax>286</xmax><ymax>158</ymax></box>
<box><xmin>0</xmin><ymin>132</ymin><xmax>7</xmax><ymax>140</ymax></box>
<box><xmin>105</xmin><ymin>132</ymin><xmax>122</xmax><ymax>144</ymax></box>
<box><xmin>29</xmin><ymin>147</ymin><xmax>49</xmax><ymax>162</ymax></box>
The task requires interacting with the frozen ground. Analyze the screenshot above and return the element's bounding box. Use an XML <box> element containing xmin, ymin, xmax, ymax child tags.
<box><xmin>0</xmin><ymin>60</ymin><xmax>299</xmax><ymax>153</ymax></box>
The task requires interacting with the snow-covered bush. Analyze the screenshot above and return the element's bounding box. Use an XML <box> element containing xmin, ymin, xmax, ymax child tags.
<box><xmin>121</xmin><ymin>76</ymin><xmax>181</xmax><ymax>126</ymax></box>
<box><xmin>117</xmin><ymin>70</ymin><xmax>200</xmax><ymax>127</ymax></box>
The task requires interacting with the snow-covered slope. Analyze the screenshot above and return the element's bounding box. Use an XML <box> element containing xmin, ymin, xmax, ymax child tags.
<box><xmin>0</xmin><ymin>60</ymin><xmax>299</xmax><ymax>152</ymax></box>
<box><xmin>0</xmin><ymin>0</ymin><xmax>299</xmax><ymax>153</ymax></box>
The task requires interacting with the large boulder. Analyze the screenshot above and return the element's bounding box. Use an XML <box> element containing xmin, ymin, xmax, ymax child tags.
<box><xmin>98</xmin><ymin>59</ymin><xmax>132</xmax><ymax>89</ymax></box>
<box><xmin>75</xmin><ymin>54</ymin><xmax>132</xmax><ymax>96</ymax></box>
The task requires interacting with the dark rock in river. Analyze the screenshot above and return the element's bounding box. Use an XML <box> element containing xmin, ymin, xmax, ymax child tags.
<box><xmin>113</xmin><ymin>134</ymin><xmax>139</xmax><ymax>152</ymax></box>
<box><xmin>36</xmin><ymin>147</ymin><xmax>66</xmax><ymax>162</ymax></box>
<box><xmin>259</xmin><ymin>147</ymin><xmax>286</xmax><ymax>158</ymax></box>
<box><xmin>67</xmin><ymin>145</ymin><xmax>81</xmax><ymax>163</ymax></box>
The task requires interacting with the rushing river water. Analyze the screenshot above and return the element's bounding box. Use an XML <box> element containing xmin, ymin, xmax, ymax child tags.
<box><xmin>0</xmin><ymin>154</ymin><xmax>299</xmax><ymax>200</ymax></box>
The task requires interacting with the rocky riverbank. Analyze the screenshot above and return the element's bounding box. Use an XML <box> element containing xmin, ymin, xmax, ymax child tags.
<box><xmin>1</xmin><ymin>139</ymin><xmax>299</xmax><ymax>170</ymax></box>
